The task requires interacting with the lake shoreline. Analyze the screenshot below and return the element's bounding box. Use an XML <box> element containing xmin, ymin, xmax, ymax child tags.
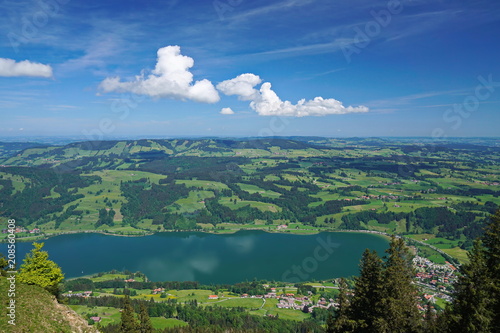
<box><xmin>1</xmin><ymin>226</ymin><xmax>392</xmax><ymax>243</ymax></box>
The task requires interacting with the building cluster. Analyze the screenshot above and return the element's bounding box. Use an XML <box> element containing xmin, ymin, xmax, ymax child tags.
<box><xmin>238</xmin><ymin>289</ymin><xmax>336</xmax><ymax>312</ymax></box>
<box><xmin>1</xmin><ymin>227</ymin><xmax>40</xmax><ymax>234</ymax></box>
<box><xmin>413</xmin><ymin>256</ymin><xmax>457</xmax><ymax>303</ymax></box>
<box><xmin>378</xmin><ymin>181</ymin><xmax>402</xmax><ymax>186</ymax></box>
<box><xmin>356</xmin><ymin>194</ymin><xmax>401</xmax><ymax>201</ymax></box>
<box><xmin>63</xmin><ymin>291</ymin><xmax>93</xmax><ymax>297</ymax></box>
<box><xmin>275</xmin><ymin>294</ymin><xmax>335</xmax><ymax>312</ymax></box>
<box><xmin>151</xmin><ymin>287</ymin><xmax>165</xmax><ymax>294</ymax></box>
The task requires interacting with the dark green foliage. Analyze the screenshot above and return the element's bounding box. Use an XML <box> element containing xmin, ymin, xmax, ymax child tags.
<box><xmin>120</xmin><ymin>178</ymin><xmax>189</xmax><ymax>225</ymax></box>
<box><xmin>96</xmin><ymin>208</ymin><xmax>115</xmax><ymax>227</ymax></box>
<box><xmin>120</xmin><ymin>295</ymin><xmax>139</xmax><ymax>332</ymax></box>
<box><xmin>341</xmin><ymin>211</ymin><xmax>407</xmax><ymax>228</ymax></box>
<box><xmin>448</xmin><ymin>240</ymin><xmax>493</xmax><ymax>332</ymax></box>
<box><xmin>65</xmin><ymin>140</ymin><xmax>121</xmax><ymax>151</ymax></box>
<box><xmin>0</xmin><ymin>253</ymin><xmax>8</xmax><ymax>276</ymax></box>
<box><xmin>414</xmin><ymin>207</ymin><xmax>477</xmax><ymax>236</ymax></box>
<box><xmin>448</xmin><ymin>210</ymin><xmax>500</xmax><ymax>332</ymax></box>
<box><xmin>423</xmin><ymin>302</ymin><xmax>439</xmax><ymax>333</ymax></box>
<box><xmin>163</xmin><ymin>213</ymin><xmax>200</xmax><ymax>230</ymax></box>
<box><xmin>296</xmin><ymin>283</ymin><xmax>316</xmax><ymax>296</ymax></box>
<box><xmin>228</xmin><ymin>281</ymin><xmax>267</xmax><ymax>296</ymax></box>
<box><xmin>340</xmin><ymin>206</ymin><xmax>482</xmax><ymax>241</ymax></box>
<box><xmin>377</xmin><ymin>236</ymin><xmax>421</xmax><ymax>332</ymax></box>
<box><xmin>85</xmin><ymin>279</ymin><xmax>202</xmax><ymax>291</ymax></box>
<box><xmin>138</xmin><ymin>302</ymin><xmax>154</xmax><ymax>333</ymax></box>
<box><xmin>483</xmin><ymin>210</ymin><xmax>500</xmax><ymax>330</ymax></box>
<box><xmin>0</xmin><ymin>142</ymin><xmax>49</xmax><ymax>159</ymax></box>
<box><xmin>349</xmin><ymin>249</ymin><xmax>384</xmax><ymax>331</ymax></box>
<box><xmin>224</xmin><ymin>180</ymin><xmax>361</xmax><ymax>225</ymax></box>
<box><xmin>63</xmin><ymin>278</ymin><xmax>94</xmax><ymax>292</ymax></box>
<box><xmin>0</xmin><ymin>179</ymin><xmax>14</xmax><ymax>197</ymax></box>
<box><xmin>203</xmin><ymin>197</ymin><xmax>272</xmax><ymax>225</ymax></box>
<box><xmin>136</xmin><ymin>156</ymin><xmax>248</xmax><ymax>180</ymax></box>
<box><xmin>328</xmin><ymin>278</ymin><xmax>356</xmax><ymax>333</ymax></box>
<box><xmin>0</xmin><ymin>167</ymin><xmax>96</xmax><ymax>226</ymax></box>
<box><xmin>326</xmin><ymin>313</ymin><xmax>336</xmax><ymax>333</ymax></box>
<box><xmin>311</xmin><ymin>307</ymin><xmax>333</xmax><ymax>324</ymax></box>
<box><xmin>328</xmin><ymin>237</ymin><xmax>421</xmax><ymax>333</ymax></box>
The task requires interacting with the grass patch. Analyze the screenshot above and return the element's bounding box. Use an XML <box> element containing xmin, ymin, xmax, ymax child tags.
<box><xmin>207</xmin><ymin>298</ymin><xmax>264</xmax><ymax>309</ymax></box>
<box><xmin>151</xmin><ymin>317</ymin><xmax>189</xmax><ymax>329</ymax></box>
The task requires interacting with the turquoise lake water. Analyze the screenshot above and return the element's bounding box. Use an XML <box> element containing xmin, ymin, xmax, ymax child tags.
<box><xmin>1</xmin><ymin>230</ymin><xmax>389</xmax><ymax>283</ymax></box>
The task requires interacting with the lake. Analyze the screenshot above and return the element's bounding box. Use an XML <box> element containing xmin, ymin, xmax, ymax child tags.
<box><xmin>2</xmin><ymin>230</ymin><xmax>389</xmax><ymax>284</ymax></box>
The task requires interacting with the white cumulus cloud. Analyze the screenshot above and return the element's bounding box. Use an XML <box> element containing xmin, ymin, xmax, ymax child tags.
<box><xmin>218</xmin><ymin>74</ymin><xmax>369</xmax><ymax>117</ymax></box>
<box><xmin>0</xmin><ymin>58</ymin><xmax>53</xmax><ymax>78</ymax></box>
<box><xmin>99</xmin><ymin>46</ymin><xmax>220</xmax><ymax>103</ymax></box>
<box><xmin>220</xmin><ymin>107</ymin><xmax>235</xmax><ymax>115</ymax></box>
<box><xmin>216</xmin><ymin>73</ymin><xmax>262</xmax><ymax>101</ymax></box>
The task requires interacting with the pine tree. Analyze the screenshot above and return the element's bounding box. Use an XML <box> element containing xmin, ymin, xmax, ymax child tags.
<box><xmin>326</xmin><ymin>312</ymin><xmax>336</xmax><ymax>333</ymax></box>
<box><xmin>482</xmin><ymin>209</ymin><xmax>500</xmax><ymax>331</ymax></box>
<box><xmin>121</xmin><ymin>295</ymin><xmax>139</xmax><ymax>333</ymax></box>
<box><xmin>17</xmin><ymin>242</ymin><xmax>64</xmax><ymax>296</ymax></box>
<box><xmin>448</xmin><ymin>240</ymin><xmax>493</xmax><ymax>332</ymax></box>
<box><xmin>423</xmin><ymin>302</ymin><xmax>438</xmax><ymax>333</ymax></box>
<box><xmin>376</xmin><ymin>236</ymin><xmax>421</xmax><ymax>333</ymax></box>
<box><xmin>138</xmin><ymin>302</ymin><xmax>154</xmax><ymax>333</ymax></box>
<box><xmin>328</xmin><ymin>277</ymin><xmax>356</xmax><ymax>333</ymax></box>
<box><xmin>448</xmin><ymin>209</ymin><xmax>500</xmax><ymax>332</ymax></box>
<box><xmin>349</xmin><ymin>249</ymin><xmax>384</xmax><ymax>332</ymax></box>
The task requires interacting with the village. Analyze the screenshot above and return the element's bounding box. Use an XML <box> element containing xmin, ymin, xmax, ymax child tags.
<box><xmin>1</xmin><ymin>226</ymin><xmax>40</xmax><ymax>234</ymax></box>
<box><xmin>413</xmin><ymin>255</ymin><xmax>458</xmax><ymax>304</ymax></box>
<box><xmin>227</xmin><ymin>287</ymin><xmax>336</xmax><ymax>313</ymax></box>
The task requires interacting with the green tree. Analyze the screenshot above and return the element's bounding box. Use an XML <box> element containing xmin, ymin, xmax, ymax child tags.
<box><xmin>0</xmin><ymin>253</ymin><xmax>8</xmax><ymax>276</ymax></box>
<box><xmin>120</xmin><ymin>295</ymin><xmax>139</xmax><ymax>333</ymax></box>
<box><xmin>423</xmin><ymin>302</ymin><xmax>439</xmax><ymax>333</ymax></box>
<box><xmin>138</xmin><ymin>302</ymin><xmax>153</xmax><ymax>333</ymax></box>
<box><xmin>448</xmin><ymin>209</ymin><xmax>500</xmax><ymax>332</ymax></box>
<box><xmin>326</xmin><ymin>312</ymin><xmax>336</xmax><ymax>332</ymax></box>
<box><xmin>448</xmin><ymin>240</ymin><xmax>493</xmax><ymax>332</ymax></box>
<box><xmin>349</xmin><ymin>249</ymin><xmax>384</xmax><ymax>332</ymax></box>
<box><xmin>328</xmin><ymin>277</ymin><xmax>356</xmax><ymax>333</ymax></box>
<box><xmin>17</xmin><ymin>242</ymin><xmax>64</xmax><ymax>296</ymax></box>
<box><xmin>482</xmin><ymin>209</ymin><xmax>500</xmax><ymax>331</ymax></box>
<box><xmin>376</xmin><ymin>236</ymin><xmax>421</xmax><ymax>333</ymax></box>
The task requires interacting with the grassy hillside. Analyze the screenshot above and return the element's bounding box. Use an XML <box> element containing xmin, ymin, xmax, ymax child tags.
<box><xmin>0</xmin><ymin>277</ymin><xmax>99</xmax><ymax>333</ymax></box>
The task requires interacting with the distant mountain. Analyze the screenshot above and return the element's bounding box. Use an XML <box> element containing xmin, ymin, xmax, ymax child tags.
<box><xmin>0</xmin><ymin>138</ymin><xmax>331</xmax><ymax>167</ymax></box>
<box><xmin>0</xmin><ymin>142</ymin><xmax>51</xmax><ymax>160</ymax></box>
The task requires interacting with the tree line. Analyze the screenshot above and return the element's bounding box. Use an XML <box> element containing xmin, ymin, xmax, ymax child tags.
<box><xmin>327</xmin><ymin>209</ymin><xmax>500</xmax><ymax>332</ymax></box>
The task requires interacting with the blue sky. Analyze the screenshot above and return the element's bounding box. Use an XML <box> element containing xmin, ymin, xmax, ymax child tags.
<box><xmin>0</xmin><ymin>0</ymin><xmax>499</xmax><ymax>139</ymax></box>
